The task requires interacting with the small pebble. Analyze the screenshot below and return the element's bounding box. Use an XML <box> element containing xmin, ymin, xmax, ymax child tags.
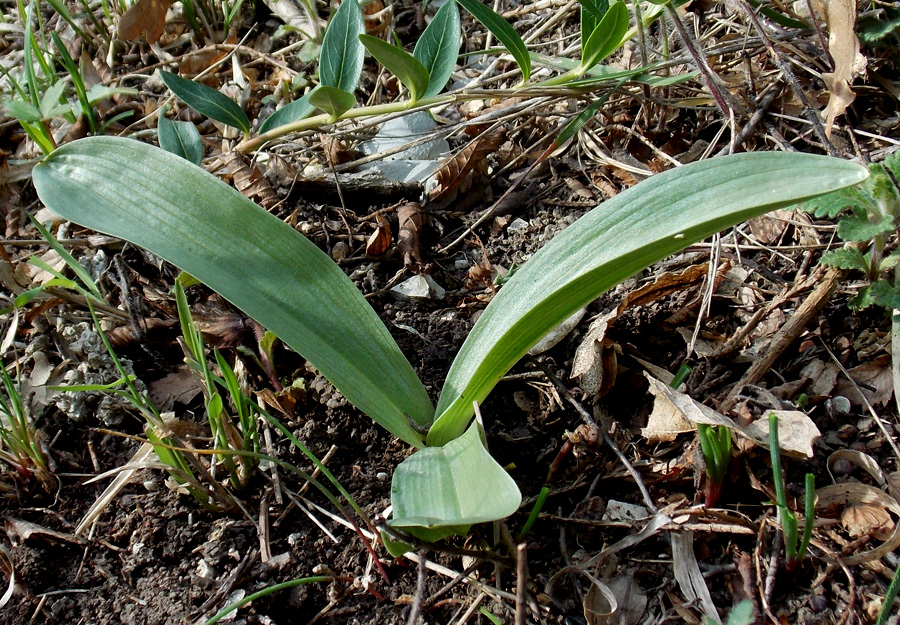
<box><xmin>836</xmin><ymin>424</ymin><xmax>858</xmax><ymax>440</ymax></box>
<box><xmin>831</xmin><ymin>457</ymin><xmax>853</xmax><ymax>476</ymax></box>
<box><xmin>810</xmin><ymin>595</ymin><xmax>828</xmax><ymax>613</ymax></box>
<box><xmin>376</xmin><ymin>472</ymin><xmax>389</xmax><ymax>482</ymax></box>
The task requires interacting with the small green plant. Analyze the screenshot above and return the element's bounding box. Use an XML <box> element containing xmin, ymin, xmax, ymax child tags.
<box><xmin>769</xmin><ymin>413</ymin><xmax>815</xmax><ymax>572</ymax></box>
<box><xmin>704</xmin><ymin>599</ymin><xmax>754</xmax><ymax>625</ymax></box>
<box><xmin>0</xmin><ymin>362</ymin><xmax>53</xmax><ymax>493</ymax></box>
<box><xmin>670</xmin><ymin>364</ymin><xmax>733</xmax><ymax>507</ymax></box>
<box><xmin>32</xmin><ymin>137</ymin><xmax>867</xmax><ymax>549</ymax></box>
<box><xmin>800</xmin><ymin>151</ymin><xmax>900</xmax><ymax>310</ymax></box>
<box><xmin>876</xmin><ymin>557</ymin><xmax>900</xmax><ymax>625</ymax></box>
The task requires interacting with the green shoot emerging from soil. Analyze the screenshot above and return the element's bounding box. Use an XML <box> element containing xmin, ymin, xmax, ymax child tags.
<box><xmin>769</xmin><ymin>413</ymin><xmax>815</xmax><ymax>573</ymax></box>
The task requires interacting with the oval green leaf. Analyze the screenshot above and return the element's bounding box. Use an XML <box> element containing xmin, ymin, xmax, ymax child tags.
<box><xmin>428</xmin><ymin>153</ymin><xmax>870</xmax><ymax>445</ymax></box>
<box><xmin>320</xmin><ymin>0</ymin><xmax>365</xmax><ymax>92</ymax></box>
<box><xmin>413</xmin><ymin>0</ymin><xmax>461</xmax><ymax>99</ymax></box>
<box><xmin>160</xmin><ymin>70</ymin><xmax>250</xmax><ymax>134</ymax></box>
<box><xmin>390</xmin><ymin>420</ymin><xmax>521</xmax><ymax>538</ymax></box>
<box><xmin>158</xmin><ymin>116</ymin><xmax>204</xmax><ymax>165</ymax></box>
<box><xmin>32</xmin><ymin>137</ymin><xmax>433</xmax><ymax>447</ymax></box>
<box><xmin>581</xmin><ymin>1</ymin><xmax>629</xmax><ymax>72</ymax></box>
<box><xmin>308</xmin><ymin>85</ymin><xmax>357</xmax><ymax>122</ymax></box>
<box><xmin>258</xmin><ymin>92</ymin><xmax>315</xmax><ymax>134</ymax></box>
<box><xmin>359</xmin><ymin>34</ymin><xmax>430</xmax><ymax>103</ymax></box>
<box><xmin>456</xmin><ymin>0</ymin><xmax>530</xmax><ymax>83</ymax></box>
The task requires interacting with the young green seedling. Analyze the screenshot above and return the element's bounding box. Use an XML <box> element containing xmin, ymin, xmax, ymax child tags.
<box><xmin>769</xmin><ymin>413</ymin><xmax>815</xmax><ymax>572</ymax></box>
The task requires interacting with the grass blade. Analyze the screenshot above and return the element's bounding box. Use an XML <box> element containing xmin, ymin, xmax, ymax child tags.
<box><xmin>32</xmin><ymin>137</ymin><xmax>433</xmax><ymax>447</ymax></box>
<box><xmin>456</xmin><ymin>0</ymin><xmax>530</xmax><ymax>82</ymax></box>
<box><xmin>413</xmin><ymin>0</ymin><xmax>461</xmax><ymax>98</ymax></box>
<box><xmin>428</xmin><ymin>153</ymin><xmax>869</xmax><ymax>445</ymax></box>
<box><xmin>160</xmin><ymin>71</ymin><xmax>250</xmax><ymax>134</ymax></box>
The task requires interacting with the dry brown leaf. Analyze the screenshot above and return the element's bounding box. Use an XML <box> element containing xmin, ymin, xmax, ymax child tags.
<box><xmin>643</xmin><ymin>375</ymin><xmax>820</xmax><ymax>456</ymax></box>
<box><xmin>148</xmin><ymin>367</ymin><xmax>203</xmax><ymax>410</ymax></box>
<box><xmin>365</xmin><ymin>214</ymin><xmax>392</xmax><ymax>256</ymax></box>
<box><xmin>221</xmin><ymin>146</ymin><xmax>279</xmax><ymax>210</ymax></box>
<box><xmin>117</xmin><ymin>0</ymin><xmax>174</xmax><ymax>43</ymax></box>
<box><xmin>834</xmin><ymin>355</ymin><xmax>894</xmax><ymax>407</ymax></box>
<box><xmin>812</xmin><ymin>0</ymin><xmax>867</xmax><ymax>136</ymax></box>
<box><xmin>841</xmin><ymin>503</ymin><xmax>894</xmax><ymax>540</ymax></box>
<box><xmin>816</xmin><ymin>482</ymin><xmax>900</xmax><ymax>565</ymax></box>
<box><xmin>571</xmin><ymin>311</ymin><xmax>619</xmax><ymax>396</ymax></box>
<box><xmin>748</xmin><ymin>209</ymin><xmax>792</xmax><ymax>244</ymax></box>
<box><xmin>619</xmin><ymin>263</ymin><xmax>710</xmax><ymax>311</ymax></box>
<box><xmin>397</xmin><ymin>202</ymin><xmax>426</xmax><ymax>269</ymax></box>
<box><xmin>428</xmin><ymin>131</ymin><xmax>504</xmax><ymax>204</ymax></box>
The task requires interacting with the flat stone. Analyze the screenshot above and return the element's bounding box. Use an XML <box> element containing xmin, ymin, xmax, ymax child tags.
<box><xmin>389</xmin><ymin>274</ymin><xmax>446</xmax><ymax>301</ymax></box>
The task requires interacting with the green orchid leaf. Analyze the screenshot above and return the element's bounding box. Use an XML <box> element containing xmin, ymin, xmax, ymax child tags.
<box><xmin>390</xmin><ymin>420</ymin><xmax>521</xmax><ymax>540</ymax></box>
<box><xmin>320</xmin><ymin>0</ymin><xmax>365</xmax><ymax>92</ymax></box>
<box><xmin>413</xmin><ymin>0</ymin><xmax>461</xmax><ymax>98</ymax></box>
<box><xmin>158</xmin><ymin>116</ymin><xmax>204</xmax><ymax>165</ymax></box>
<box><xmin>581</xmin><ymin>1</ymin><xmax>629</xmax><ymax>72</ymax></box>
<box><xmin>308</xmin><ymin>85</ymin><xmax>356</xmax><ymax>122</ymax></box>
<box><xmin>457</xmin><ymin>0</ymin><xmax>531</xmax><ymax>83</ymax></box>
<box><xmin>359</xmin><ymin>34</ymin><xmax>430</xmax><ymax>103</ymax></box>
<box><xmin>160</xmin><ymin>70</ymin><xmax>250</xmax><ymax>134</ymax></box>
<box><xmin>258</xmin><ymin>92</ymin><xmax>315</xmax><ymax>134</ymax></box>
<box><xmin>428</xmin><ymin>153</ymin><xmax>869</xmax><ymax>446</ymax></box>
<box><xmin>32</xmin><ymin>137</ymin><xmax>433</xmax><ymax>447</ymax></box>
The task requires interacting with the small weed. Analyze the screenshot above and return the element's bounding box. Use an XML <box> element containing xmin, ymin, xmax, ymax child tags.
<box><xmin>769</xmin><ymin>413</ymin><xmax>815</xmax><ymax>572</ymax></box>
<box><xmin>0</xmin><ymin>361</ymin><xmax>53</xmax><ymax>493</ymax></box>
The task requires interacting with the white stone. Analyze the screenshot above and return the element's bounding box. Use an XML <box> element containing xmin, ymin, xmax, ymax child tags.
<box><xmin>389</xmin><ymin>274</ymin><xmax>446</xmax><ymax>301</ymax></box>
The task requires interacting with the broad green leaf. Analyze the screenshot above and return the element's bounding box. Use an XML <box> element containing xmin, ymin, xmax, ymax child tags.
<box><xmin>39</xmin><ymin>80</ymin><xmax>67</xmax><ymax>119</ymax></box>
<box><xmin>413</xmin><ymin>0</ymin><xmax>461</xmax><ymax>98</ymax></box>
<box><xmin>308</xmin><ymin>86</ymin><xmax>356</xmax><ymax>122</ymax></box>
<box><xmin>86</xmin><ymin>84</ymin><xmax>139</xmax><ymax>105</ymax></box>
<box><xmin>428</xmin><ymin>153</ymin><xmax>869</xmax><ymax>445</ymax></box>
<box><xmin>160</xmin><ymin>71</ymin><xmax>250</xmax><ymax>134</ymax></box>
<box><xmin>158</xmin><ymin>116</ymin><xmax>204</xmax><ymax>165</ymax></box>
<box><xmin>837</xmin><ymin>213</ymin><xmax>895</xmax><ymax>242</ymax></box>
<box><xmin>390</xmin><ymin>420</ymin><xmax>521</xmax><ymax>539</ymax></box>
<box><xmin>359</xmin><ymin>34</ymin><xmax>430</xmax><ymax>103</ymax></box>
<box><xmin>319</xmin><ymin>0</ymin><xmax>364</xmax><ymax>92</ymax></box>
<box><xmin>819</xmin><ymin>247</ymin><xmax>870</xmax><ymax>272</ymax></box>
<box><xmin>2</xmin><ymin>98</ymin><xmax>42</xmax><ymax>122</ymax></box>
<box><xmin>800</xmin><ymin>186</ymin><xmax>867</xmax><ymax>218</ymax></box>
<box><xmin>872</xmin><ymin>280</ymin><xmax>900</xmax><ymax>309</ymax></box>
<box><xmin>258</xmin><ymin>92</ymin><xmax>315</xmax><ymax>134</ymax></box>
<box><xmin>579</xmin><ymin>0</ymin><xmax>609</xmax><ymax>57</ymax></box>
<box><xmin>580</xmin><ymin>1</ymin><xmax>629</xmax><ymax>72</ymax></box>
<box><xmin>32</xmin><ymin>137</ymin><xmax>433</xmax><ymax>447</ymax></box>
<box><xmin>456</xmin><ymin>0</ymin><xmax>531</xmax><ymax>82</ymax></box>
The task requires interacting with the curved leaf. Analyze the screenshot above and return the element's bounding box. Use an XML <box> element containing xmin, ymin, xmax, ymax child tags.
<box><xmin>158</xmin><ymin>116</ymin><xmax>203</xmax><ymax>165</ymax></box>
<box><xmin>428</xmin><ymin>153</ymin><xmax>869</xmax><ymax>445</ymax></box>
<box><xmin>413</xmin><ymin>0</ymin><xmax>461</xmax><ymax>98</ymax></box>
<box><xmin>308</xmin><ymin>86</ymin><xmax>356</xmax><ymax>121</ymax></box>
<box><xmin>456</xmin><ymin>0</ymin><xmax>531</xmax><ymax>83</ymax></box>
<box><xmin>160</xmin><ymin>70</ymin><xmax>250</xmax><ymax>134</ymax></box>
<box><xmin>390</xmin><ymin>421</ymin><xmax>521</xmax><ymax>539</ymax></box>
<box><xmin>320</xmin><ymin>0</ymin><xmax>365</xmax><ymax>92</ymax></box>
<box><xmin>258</xmin><ymin>92</ymin><xmax>315</xmax><ymax>134</ymax></box>
<box><xmin>359</xmin><ymin>34</ymin><xmax>430</xmax><ymax>103</ymax></box>
<box><xmin>581</xmin><ymin>1</ymin><xmax>629</xmax><ymax>71</ymax></box>
<box><xmin>579</xmin><ymin>0</ymin><xmax>610</xmax><ymax>56</ymax></box>
<box><xmin>32</xmin><ymin>137</ymin><xmax>433</xmax><ymax>447</ymax></box>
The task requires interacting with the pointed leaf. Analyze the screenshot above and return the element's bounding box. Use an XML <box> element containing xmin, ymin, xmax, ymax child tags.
<box><xmin>413</xmin><ymin>0</ymin><xmax>461</xmax><ymax>98</ymax></box>
<box><xmin>39</xmin><ymin>80</ymin><xmax>67</xmax><ymax>119</ymax></box>
<box><xmin>581</xmin><ymin>1</ymin><xmax>629</xmax><ymax>71</ymax></box>
<box><xmin>359</xmin><ymin>34</ymin><xmax>430</xmax><ymax>102</ymax></box>
<box><xmin>428</xmin><ymin>153</ymin><xmax>869</xmax><ymax>445</ymax></box>
<box><xmin>320</xmin><ymin>0</ymin><xmax>365</xmax><ymax>92</ymax></box>
<box><xmin>2</xmin><ymin>98</ymin><xmax>42</xmax><ymax>122</ymax></box>
<box><xmin>579</xmin><ymin>0</ymin><xmax>609</xmax><ymax>56</ymax></box>
<box><xmin>390</xmin><ymin>421</ymin><xmax>521</xmax><ymax>538</ymax></box>
<box><xmin>158</xmin><ymin>116</ymin><xmax>204</xmax><ymax>165</ymax></box>
<box><xmin>456</xmin><ymin>0</ymin><xmax>530</xmax><ymax>82</ymax></box>
<box><xmin>258</xmin><ymin>91</ymin><xmax>315</xmax><ymax>134</ymax></box>
<box><xmin>308</xmin><ymin>85</ymin><xmax>356</xmax><ymax>121</ymax></box>
<box><xmin>32</xmin><ymin>137</ymin><xmax>433</xmax><ymax>446</ymax></box>
<box><xmin>819</xmin><ymin>247</ymin><xmax>870</xmax><ymax>272</ymax></box>
<box><xmin>160</xmin><ymin>70</ymin><xmax>250</xmax><ymax>134</ymax></box>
